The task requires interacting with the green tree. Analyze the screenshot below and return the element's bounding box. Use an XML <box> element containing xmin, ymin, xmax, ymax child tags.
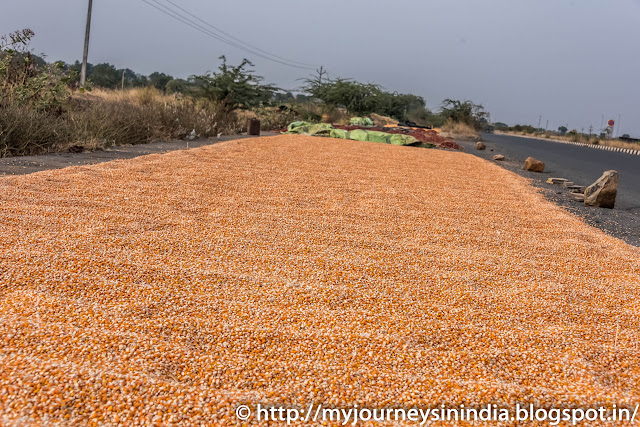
<box><xmin>1</xmin><ymin>29</ymin><xmax>70</xmax><ymax>111</ymax></box>
<box><xmin>89</xmin><ymin>63</ymin><xmax>120</xmax><ymax>89</ymax></box>
<box><xmin>379</xmin><ymin>92</ymin><xmax>426</xmax><ymax>121</ymax></box>
<box><xmin>149</xmin><ymin>72</ymin><xmax>173</xmax><ymax>91</ymax></box>
<box><xmin>558</xmin><ymin>126</ymin><xmax>568</xmax><ymax>135</ymax></box>
<box><xmin>303</xmin><ymin>77</ymin><xmax>384</xmax><ymax>115</ymax></box>
<box><xmin>188</xmin><ymin>56</ymin><xmax>278</xmax><ymax>112</ymax></box>
<box><xmin>165</xmin><ymin>78</ymin><xmax>189</xmax><ymax>94</ymax></box>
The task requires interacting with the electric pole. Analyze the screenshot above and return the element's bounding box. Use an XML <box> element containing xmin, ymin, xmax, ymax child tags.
<box><xmin>538</xmin><ymin>116</ymin><xmax>542</xmax><ymax>129</ymax></box>
<box><xmin>80</xmin><ymin>0</ymin><xmax>94</xmax><ymax>88</ymax></box>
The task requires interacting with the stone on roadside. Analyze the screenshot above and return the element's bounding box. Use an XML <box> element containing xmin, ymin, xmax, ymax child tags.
<box><xmin>524</xmin><ymin>157</ymin><xmax>545</xmax><ymax>172</ymax></box>
<box><xmin>584</xmin><ymin>170</ymin><xmax>618</xmax><ymax>209</ymax></box>
<box><xmin>570</xmin><ymin>193</ymin><xmax>585</xmax><ymax>202</ymax></box>
<box><xmin>476</xmin><ymin>142</ymin><xmax>486</xmax><ymax>150</ymax></box>
<box><xmin>493</xmin><ymin>155</ymin><xmax>505</xmax><ymax>161</ymax></box>
<box><xmin>567</xmin><ymin>185</ymin><xmax>586</xmax><ymax>194</ymax></box>
<box><xmin>547</xmin><ymin>178</ymin><xmax>567</xmax><ymax>185</ymax></box>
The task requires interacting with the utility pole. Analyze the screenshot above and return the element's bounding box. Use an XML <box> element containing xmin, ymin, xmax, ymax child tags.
<box><xmin>80</xmin><ymin>0</ymin><xmax>94</xmax><ymax>88</ymax></box>
<box><xmin>589</xmin><ymin>125</ymin><xmax>593</xmax><ymax>135</ymax></box>
<box><xmin>616</xmin><ymin>114</ymin><xmax>621</xmax><ymax>138</ymax></box>
<box><xmin>545</xmin><ymin>120</ymin><xmax>548</xmax><ymax>131</ymax></box>
<box><xmin>122</xmin><ymin>70</ymin><xmax>125</xmax><ymax>91</ymax></box>
<box><xmin>538</xmin><ymin>115</ymin><xmax>542</xmax><ymax>129</ymax></box>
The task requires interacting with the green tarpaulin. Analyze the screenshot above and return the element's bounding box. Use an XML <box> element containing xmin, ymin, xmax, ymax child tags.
<box><xmin>389</xmin><ymin>134</ymin><xmax>419</xmax><ymax>146</ymax></box>
<box><xmin>330</xmin><ymin>129</ymin><xmax>350</xmax><ymax>140</ymax></box>
<box><xmin>286</xmin><ymin>121</ymin><xmax>313</xmax><ymax>134</ymax></box>
<box><xmin>366</xmin><ymin>131</ymin><xmax>391</xmax><ymax>144</ymax></box>
<box><xmin>348</xmin><ymin>129</ymin><xmax>369</xmax><ymax>142</ymax></box>
<box><xmin>286</xmin><ymin>122</ymin><xmax>334</xmax><ymax>136</ymax></box>
<box><xmin>285</xmin><ymin>122</ymin><xmax>427</xmax><ymax>148</ymax></box>
<box><xmin>349</xmin><ymin>117</ymin><xmax>374</xmax><ymax>127</ymax></box>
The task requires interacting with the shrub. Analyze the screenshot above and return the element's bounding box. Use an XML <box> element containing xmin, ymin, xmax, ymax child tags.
<box><xmin>188</xmin><ymin>56</ymin><xmax>277</xmax><ymax>112</ymax></box>
<box><xmin>439</xmin><ymin>99</ymin><xmax>489</xmax><ymax>130</ymax></box>
<box><xmin>441</xmin><ymin>119</ymin><xmax>479</xmax><ymax>139</ymax></box>
<box><xmin>1</xmin><ymin>29</ymin><xmax>71</xmax><ymax>112</ymax></box>
<box><xmin>0</xmin><ymin>103</ymin><xmax>69</xmax><ymax>156</ymax></box>
<box><xmin>0</xmin><ymin>88</ymin><xmax>241</xmax><ymax>157</ymax></box>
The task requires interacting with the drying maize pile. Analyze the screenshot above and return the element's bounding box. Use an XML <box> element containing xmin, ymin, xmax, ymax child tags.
<box><xmin>1</xmin><ymin>134</ymin><xmax>639</xmax><ymax>425</ymax></box>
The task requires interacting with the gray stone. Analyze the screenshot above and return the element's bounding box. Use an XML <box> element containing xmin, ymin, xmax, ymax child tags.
<box><xmin>584</xmin><ymin>170</ymin><xmax>618</xmax><ymax>209</ymax></box>
<box><xmin>493</xmin><ymin>154</ymin><xmax>505</xmax><ymax>161</ymax></box>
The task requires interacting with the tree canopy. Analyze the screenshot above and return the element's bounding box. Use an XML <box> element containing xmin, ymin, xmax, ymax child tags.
<box><xmin>188</xmin><ymin>56</ymin><xmax>278</xmax><ymax>111</ymax></box>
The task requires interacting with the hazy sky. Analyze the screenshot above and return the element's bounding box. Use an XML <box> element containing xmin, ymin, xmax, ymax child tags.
<box><xmin>3</xmin><ymin>0</ymin><xmax>640</xmax><ymax>136</ymax></box>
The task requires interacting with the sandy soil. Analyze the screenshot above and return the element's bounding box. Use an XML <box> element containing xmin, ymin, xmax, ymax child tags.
<box><xmin>1</xmin><ymin>135</ymin><xmax>639</xmax><ymax>425</ymax></box>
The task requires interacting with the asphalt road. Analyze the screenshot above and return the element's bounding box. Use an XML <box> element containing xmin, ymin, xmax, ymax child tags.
<box><xmin>457</xmin><ymin>133</ymin><xmax>640</xmax><ymax>246</ymax></box>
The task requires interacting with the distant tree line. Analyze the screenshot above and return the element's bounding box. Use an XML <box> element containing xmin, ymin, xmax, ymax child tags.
<box><xmin>5</xmin><ymin>26</ymin><xmax>489</xmax><ymax>129</ymax></box>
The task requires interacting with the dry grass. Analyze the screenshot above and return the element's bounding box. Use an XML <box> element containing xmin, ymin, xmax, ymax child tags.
<box><xmin>81</xmin><ymin>87</ymin><xmax>178</xmax><ymax>106</ymax></box>
<box><xmin>1</xmin><ymin>135</ymin><xmax>639</xmax><ymax>425</ymax></box>
<box><xmin>370</xmin><ymin>113</ymin><xmax>398</xmax><ymax>126</ymax></box>
<box><xmin>602</xmin><ymin>139</ymin><xmax>640</xmax><ymax>151</ymax></box>
<box><xmin>499</xmin><ymin>130</ymin><xmax>640</xmax><ymax>152</ymax></box>
<box><xmin>0</xmin><ymin>87</ymin><xmax>241</xmax><ymax>157</ymax></box>
<box><xmin>440</xmin><ymin>119</ymin><xmax>480</xmax><ymax>141</ymax></box>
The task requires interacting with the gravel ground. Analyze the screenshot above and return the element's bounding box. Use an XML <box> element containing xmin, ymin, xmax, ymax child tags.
<box><xmin>1</xmin><ymin>135</ymin><xmax>639</xmax><ymax>425</ymax></box>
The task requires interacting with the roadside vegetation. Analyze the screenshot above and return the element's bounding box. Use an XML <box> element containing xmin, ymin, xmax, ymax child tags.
<box><xmin>1</xmin><ymin>29</ymin><xmax>488</xmax><ymax>157</ymax></box>
<box><xmin>497</xmin><ymin>124</ymin><xmax>640</xmax><ymax>151</ymax></box>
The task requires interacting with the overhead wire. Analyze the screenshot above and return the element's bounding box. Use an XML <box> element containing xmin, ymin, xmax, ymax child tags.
<box><xmin>162</xmin><ymin>0</ymin><xmax>319</xmax><ymax>68</ymax></box>
<box><xmin>138</xmin><ymin>0</ymin><xmax>318</xmax><ymax>71</ymax></box>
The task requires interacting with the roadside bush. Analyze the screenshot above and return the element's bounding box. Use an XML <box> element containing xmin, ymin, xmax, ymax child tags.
<box><xmin>440</xmin><ymin>99</ymin><xmax>489</xmax><ymax>130</ymax></box>
<box><xmin>441</xmin><ymin>119</ymin><xmax>479</xmax><ymax>139</ymax></box>
<box><xmin>0</xmin><ymin>89</ymin><xmax>241</xmax><ymax>157</ymax></box>
<box><xmin>0</xmin><ymin>103</ymin><xmax>70</xmax><ymax>156</ymax></box>
<box><xmin>250</xmin><ymin>106</ymin><xmax>298</xmax><ymax>131</ymax></box>
<box><xmin>188</xmin><ymin>56</ymin><xmax>277</xmax><ymax>112</ymax></box>
<box><xmin>1</xmin><ymin>29</ymin><xmax>71</xmax><ymax>112</ymax></box>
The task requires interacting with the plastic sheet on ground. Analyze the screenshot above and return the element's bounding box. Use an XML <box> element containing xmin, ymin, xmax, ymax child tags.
<box><xmin>286</xmin><ymin>122</ymin><xmax>422</xmax><ymax>147</ymax></box>
<box><xmin>349</xmin><ymin>117</ymin><xmax>375</xmax><ymax>127</ymax></box>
